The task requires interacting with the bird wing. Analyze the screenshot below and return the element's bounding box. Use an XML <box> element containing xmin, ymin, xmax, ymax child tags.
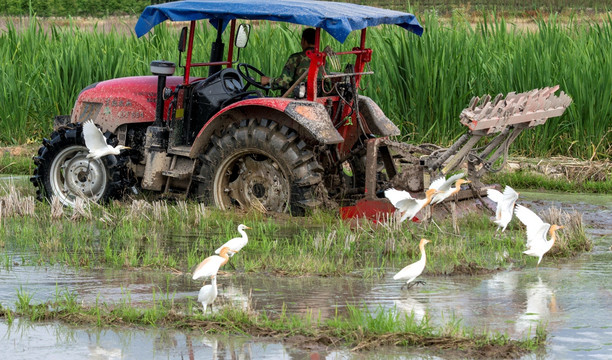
<box><xmin>82</xmin><ymin>120</ymin><xmax>108</xmax><ymax>153</ymax></box>
<box><xmin>393</xmin><ymin>258</ymin><xmax>425</xmax><ymax>281</ymax></box>
<box><xmin>502</xmin><ymin>186</ymin><xmax>519</xmax><ymax>203</ymax></box>
<box><xmin>431</xmin><ymin>173</ymin><xmax>465</xmax><ymax>191</ymax></box>
<box><xmin>487</xmin><ymin>188</ymin><xmax>503</xmax><ymax>204</ymax></box>
<box><xmin>215</xmin><ymin>237</ymin><xmax>246</xmax><ymax>254</ymax></box>
<box><xmin>198</xmin><ymin>284</ymin><xmax>214</xmax><ymax>302</ymax></box>
<box><xmin>384</xmin><ymin>189</ymin><xmax>416</xmax><ymax>211</ymax></box>
<box><xmin>514</xmin><ymin>205</ymin><xmax>549</xmax><ymax>248</ymax></box>
<box><xmin>192</xmin><ymin>256</ymin><xmax>223</xmax><ymax>280</ymax></box>
<box><xmin>428</xmin><ymin>176</ymin><xmax>446</xmax><ymax>191</ymax></box>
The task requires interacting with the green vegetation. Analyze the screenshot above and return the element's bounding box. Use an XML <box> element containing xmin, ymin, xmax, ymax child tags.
<box><xmin>0</xmin><ymin>182</ymin><xmax>592</xmax><ymax>276</ymax></box>
<box><xmin>0</xmin><ymin>0</ymin><xmax>151</xmax><ymax>17</ymax></box>
<box><xmin>486</xmin><ymin>170</ymin><xmax>612</xmax><ymax>193</ymax></box>
<box><xmin>1</xmin><ymin>0</ymin><xmax>610</xmax><ymax>17</ymax></box>
<box><xmin>0</xmin><ymin>288</ymin><xmax>546</xmax><ymax>357</ymax></box>
<box><xmin>1</xmin><ymin>14</ymin><xmax>611</xmax><ymax>158</ymax></box>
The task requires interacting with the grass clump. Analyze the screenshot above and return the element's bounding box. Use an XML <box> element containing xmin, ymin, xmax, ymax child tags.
<box><xmin>0</xmin><ymin>181</ymin><xmax>593</xmax><ymax>277</ymax></box>
<box><xmin>0</xmin><ymin>289</ymin><xmax>546</xmax><ymax>358</ymax></box>
<box><xmin>485</xmin><ymin>170</ymin><xmax>612</xmax><ymax>193</ymax></box>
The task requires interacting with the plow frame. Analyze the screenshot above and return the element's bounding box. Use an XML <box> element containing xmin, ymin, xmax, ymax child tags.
<box><xmin>340</xmin><ymin>86</ymin><xmax>573</xmax><ymax>221</ymax></box>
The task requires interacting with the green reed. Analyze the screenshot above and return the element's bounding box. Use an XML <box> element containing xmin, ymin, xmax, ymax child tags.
<box><xmin>1</xmin><ymin>15</ymin><xmax>611</xmax><ymax>158</ymax></box>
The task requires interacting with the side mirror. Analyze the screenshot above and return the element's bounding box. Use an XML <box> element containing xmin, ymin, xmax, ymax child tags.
<box><xmin>178</xmin><ymin>27</ymin><xmax>188</xmax><ymax>52</ymax></box>
<box><xmin>235</xmin><ymin>24</ymin><xmax>250</xmax><ymax>49</ymax></box>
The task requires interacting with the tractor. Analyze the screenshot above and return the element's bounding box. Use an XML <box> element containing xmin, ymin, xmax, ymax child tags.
<box><xmin>31</xmin><ymin>0</ymin><xmax>571</xmax><ymax>219</ymax></box>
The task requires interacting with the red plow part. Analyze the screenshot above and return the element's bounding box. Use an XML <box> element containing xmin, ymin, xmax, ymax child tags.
<box><xmin>340</xmin><ymin>199</ymin><xmax>396</xmax><ymax>222</ymax></box>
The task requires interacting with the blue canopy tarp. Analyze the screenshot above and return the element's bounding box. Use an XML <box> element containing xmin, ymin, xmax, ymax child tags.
<box><xmin>135</xmin><ymin>0</ymin><xmax>423</xmax><ymax>43</ymax></box>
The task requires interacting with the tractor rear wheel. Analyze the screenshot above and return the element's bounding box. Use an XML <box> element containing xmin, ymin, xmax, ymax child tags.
<box><xmin>196</xmin><ymin>118</ymin><xmax>324</xmax><ymax>215</ymax></box>
<box><xmin>31</xmin><ymin>122</ymin><xmax>131</xmax><ymax>206</ymax></box>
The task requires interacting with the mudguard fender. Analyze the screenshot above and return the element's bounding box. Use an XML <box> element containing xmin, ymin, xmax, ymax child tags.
<box><xmin>189</xmin><ymin>98</ymin><xmax>344</xmax><ymax>157</ymax></box>
<box><xmin>358</xmin><ymin>95</ymin><xmax>401</xmax><ymax>137</ymax></box>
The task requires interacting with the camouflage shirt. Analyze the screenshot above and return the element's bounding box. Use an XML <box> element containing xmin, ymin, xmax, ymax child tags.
<box><xmin>270</xmin><ymin>47</ymin><xmax>314</xmax><ymax>92</ymax></box>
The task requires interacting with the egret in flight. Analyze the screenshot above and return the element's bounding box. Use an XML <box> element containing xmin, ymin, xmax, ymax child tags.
<box><xmin>429</xmin><ymin>173</ymin><xmax>469</xmax><ymax>204</ymax></box>
<box><xmin>192</xmin><ymin>247</ymin><xmax>232</xmax><ymax>282</ymax></box>
<box><xmin>487</xmin><ymin>186</ymin><xmax>519</xmax><ymax>231</ymax></box>
<box><xmin>394</xmin><ymin>238</ymin><xmax>431</xmax><ymax>289</ymax></box>
<box><xmin>198</xmin><ymin>275</ymin><xmax>218</xmax><ymax>314</ymax></box>
<box><xmin>385</xmin><ymin>188</ymin><xmax>438</xmax><ymax>223</ymax></box>
<box><xmin>514</xmin><ymin>204</ymin><xmax>564</xmax><ymax>267</ymax></box>
<box><xmin>83</xmin><ymin>120</ymin><xmax>130</xmax><ymax>160</ymax></box>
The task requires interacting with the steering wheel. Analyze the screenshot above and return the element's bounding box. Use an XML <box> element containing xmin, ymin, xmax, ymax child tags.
<box><xmin>237</xmin><ymin>63</ymin><xmax>271</xmax><ymax>91</ymax></box>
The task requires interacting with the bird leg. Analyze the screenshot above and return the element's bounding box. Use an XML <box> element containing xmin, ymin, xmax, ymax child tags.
<box><xmin>227</xmin><ymin>258</ymin><xmax>236</xmax><ymax>270</ymax></box>
<box><xmin>413</xmin><ymin>280</ymin><xmax>426</xmax><ymax>286</ymax></box>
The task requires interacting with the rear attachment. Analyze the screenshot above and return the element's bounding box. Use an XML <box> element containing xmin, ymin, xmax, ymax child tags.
<box><xmin>341</xmin><ymin>86</ymin><xmax>573</xmax><ymax>221</ymax></box>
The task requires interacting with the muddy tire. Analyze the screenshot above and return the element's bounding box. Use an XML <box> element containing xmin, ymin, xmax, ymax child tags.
<box><xmin>30</xmin><ymin>122</ymin><xmax>132</xmax><ymax>206</ymax></box>
<box><xmin>196</xmin><ymin>118</ymin><xmax>324</xmax><ymax>215</ymax></box>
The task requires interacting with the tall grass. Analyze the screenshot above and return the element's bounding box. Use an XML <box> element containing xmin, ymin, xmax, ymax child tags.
<box><xmin>0</xmin><ymin>15</ymin><xmax>610</xmax><ymax>158</ymax></box>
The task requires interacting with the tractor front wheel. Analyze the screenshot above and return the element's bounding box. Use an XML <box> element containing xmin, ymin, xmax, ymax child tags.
<box><xmin>196</xmin><ymin>119</ymin><xmax>324</xmax><ymax>215</ymax></box>
<box><xmin>31</xmin><ymin>122</ymin><xmax>131</xmax><ymax>206</ymax></box>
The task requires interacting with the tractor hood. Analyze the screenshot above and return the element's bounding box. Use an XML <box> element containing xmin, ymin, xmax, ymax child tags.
<box><xmin>72</xmin><ymin>76</ymin><xmax>184</xmax><ymax>133</ymax></box>
<box><xmin>135</xmin><ymin>0</ymin><xmax>423</xmax><ymax>42</ymax></box>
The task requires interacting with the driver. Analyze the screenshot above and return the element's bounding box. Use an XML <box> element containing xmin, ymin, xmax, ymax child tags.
<box><xmin>261</xmin><ymin>28</ymin><xmax>315</xmax><ymax>94</ymax></box>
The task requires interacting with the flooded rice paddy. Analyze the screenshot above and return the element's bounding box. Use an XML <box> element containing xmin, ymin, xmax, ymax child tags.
<box><xmin>1</xmin><ymin>188</ymin><xmax>611</xmax><ymax>359</ymax></box>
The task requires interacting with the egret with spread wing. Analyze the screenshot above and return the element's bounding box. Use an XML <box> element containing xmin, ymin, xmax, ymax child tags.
<box><xmin>514</xmin><ymin>204</ymin><xmax>563</xmax><ymax>267</ymax></box>
<box><xmin>487</xmin><ymin>186</ymin><xmax>519</xmax><ymax>231</ymax></box>
<box><xmin>429</xmin><ymin>173</ymin><xmax>469</xmax><ymax>204</ymax></box>
<box><xmin>83</xmin><ymin>120</ymin><xmax>130</xmax><ymax>160</ymax></box>
<box><xmin>393</xmin><ymin>238</ymin><xmax>430</xmax><ymax>289</ymax></box>
<box><xmin>385</xmin><ymin>188</ymin><xmax>438</xmax><ymax>223</ymax></box>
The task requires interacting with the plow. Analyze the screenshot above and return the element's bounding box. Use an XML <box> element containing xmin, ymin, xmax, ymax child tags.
<box><xmin>340</xmin><ymin>86</ymin><xmax>572</xmax><ymax>221</ymax></box>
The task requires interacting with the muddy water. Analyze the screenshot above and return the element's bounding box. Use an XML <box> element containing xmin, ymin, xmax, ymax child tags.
<box><xmin>0</xmin><ymin>190</ymin><xmax>610</xmax><ymax>359</ymax></box>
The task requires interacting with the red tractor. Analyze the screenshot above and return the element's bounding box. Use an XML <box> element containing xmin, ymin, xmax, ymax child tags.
<box><xmin>31</xmin><ymin>0</ymin><xmax>571</xmax><ymax>218</ymax></box>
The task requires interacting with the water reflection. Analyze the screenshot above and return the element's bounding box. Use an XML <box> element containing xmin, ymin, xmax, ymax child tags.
<box><xmin>393</xmin><ymin>295</ymin><xmax>426</xmax><ymax>322</ymax></box>
<box><xmin>515</xmin><ymin>276</ymin><xmax>557</xmax><ymax>336</ymax></box>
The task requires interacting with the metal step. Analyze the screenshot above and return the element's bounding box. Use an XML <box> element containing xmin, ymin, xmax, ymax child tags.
<box><xmin>167</xmin><ymin>145</ymin><xmax>192</xmax><ymax>157</ymax></box>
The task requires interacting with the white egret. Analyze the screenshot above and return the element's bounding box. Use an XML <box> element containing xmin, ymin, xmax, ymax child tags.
<box><xmin>393</xmin><ymin>238</ymin><xmax>430</xmax><ymax>289</ymax></box>
<box><xmin>429</xmin><ymin>173</ymin><xmax>469</xmax><ymax>204</ymax></box>
<box><xmin>487</xmin><ymin>186</ymin><xmax>519</xmax><ymax>231</ymax></box>
<box><xmin>192</xmin><ymin>247</ymin><xmax>231</xmax><ymax>281</ymax></box>
<box><xmin>83</xmin><ymin>119</ymin><xmax>130</xmax><ymax>160</ymax></box>
<box><xmin>215</xmin><ymin>224</ymin><xmax>251</xmax><ymax>256</ymax></box>
<box><xmin>514</xmin><ymin>204</ymin><xmax>564</xmax><ymax>267</ymax></box>
<box><xmin>385</xmin><ymin>188</ymin><xmax>438</xmax><ymax>223</ymax></box>
<box><xmin>198</xmin><ymin>275</ymin><xmax>218</xmax><ymax>313</ymax></box>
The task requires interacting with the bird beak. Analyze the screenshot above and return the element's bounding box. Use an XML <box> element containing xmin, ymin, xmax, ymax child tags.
<box><xmin>245</xmin><ymin>226</ymin><xmax>252</xmax><ymax>230</ymax></box>
<box><xmin>558</xmin><ymin>225</ymin><xmax>564</xmax><ymax>230</ymax></box>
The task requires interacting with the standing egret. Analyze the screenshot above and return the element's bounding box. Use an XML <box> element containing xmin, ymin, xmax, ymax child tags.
<box><xmin>192</xmin><ymin>247</ymin><xmax>231</xmax><ymax>282</ymax></box>
<box><xmin>83</xmin><ymin>120</ymin><xmax>130</xmax><ymax>160</ymax></box>
<box><xmin>215</xmin><ymin>224</ymin><xmax>251</xmax><ymax>256</ymax></box>
<box><xmin>487</xmin><ymin>186</ymin><xmax>519</xmax><ymax>231</ymax></box>
<box><xmin>429</xmin><ymin>173</ymin><xmax>469</xmax><ymax>204</ymax></box>
<box><xmin>198</xmin><ymin>275</ymin><xmax>218</xmax><ymax>314</ymax></box>
<box><xmin>515</xmin><ymin>204</ymin><xmax>564</xmax><ymax>267</ymax></box>
<box><xmin>385</xmin><ymin>188</ymin><xmax>438</xmax><ymax>223</ymax></box>
<box><xmin>393</xmin><ymin>238</ymin><xmax>431</xmax><ymax>289</ymax></box>
<box><xmin>215</xmin><ymin>224</ymin><xmax>251</xmax><ymax>269</ymax></box>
